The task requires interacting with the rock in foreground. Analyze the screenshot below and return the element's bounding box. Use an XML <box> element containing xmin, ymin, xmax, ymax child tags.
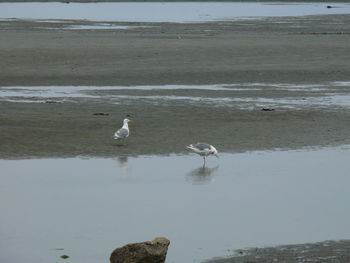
<box><xmin>110</xmin><ymin>237</ymin><xmax>170</xmax><ymax>263</ymax></box>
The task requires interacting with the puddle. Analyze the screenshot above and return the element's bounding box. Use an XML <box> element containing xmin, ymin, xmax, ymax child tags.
<box><xmin>1</xmin><ymin>81</ymin><xmax>350</xmax><ymax>110</ymax></box>
<box><xmin>44</xmin><ymin>24</ymin><xmax>154</xmax><ymax>30</ymax></box>
<box><xmin>1</xmin><ymin>146</ymin><xmax>350</xmax><ymax>263</ymax></box>
<box><xmin>0</xmin><ymin>2</ymin><xmax>350</xmax><ymax>23</ymax></box>
<box><xmin>67</xmin><ymin>25</ymin><xmax>152</xmax><ymax>30</ymax></box>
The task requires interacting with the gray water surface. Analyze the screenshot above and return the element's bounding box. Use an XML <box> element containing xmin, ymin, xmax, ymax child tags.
<box><xmin>0</xmin><ymin>2</ymin><xmax>350</xmax><ymax>22</ymax></box>
<box><xmin>1</xmin><ymin>146</ymin><xmax>350</xmax><ymax>263</ymax></box>
<box><xmin>2</xmin><ymin>82</ymin><xmax>350</xmax><ymax>110</ymax></box>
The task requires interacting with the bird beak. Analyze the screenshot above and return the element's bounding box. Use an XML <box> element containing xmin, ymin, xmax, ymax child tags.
<box><xmin>128</xmin><ymin>120</ymin><xmax>133</xmax><ymax>123</ymax></box>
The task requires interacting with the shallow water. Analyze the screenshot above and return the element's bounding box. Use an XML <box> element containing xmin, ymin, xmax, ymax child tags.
<box><xmin>1</xmin><ymin>81</ymin><xmax>350</xmax><ymax>110</ymax></box>
<box><xmin>47</xmin><ymin>24</ymin><xmax>154</xmax><ymax>30</ymax></box>
<box><xmin>0</xmin><ymin>2</ymin><xmax>350</xmax><ymax>22</ymax></box>
<box><xmin>1</xmin><ymin>146</ymin><xmax>350</xmax><ymax>263</ymax></box>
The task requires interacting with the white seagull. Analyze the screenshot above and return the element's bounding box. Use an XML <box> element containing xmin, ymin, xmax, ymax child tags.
<box><xmin>114</xmin><ymin>118</ymin><xmax>132</xmax><ymax>143</ymax></box>
<box><xmin>186</xmin><ymin>142</ymin><xmax>219</xmax><ymax>166</ymax></box>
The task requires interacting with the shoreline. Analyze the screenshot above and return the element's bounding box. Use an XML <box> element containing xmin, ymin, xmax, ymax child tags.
<box><xmin>0</xmin><ymin>0</ymin><xmax>347</xmax><ymax>2</ymax></box>
<box><xmin>206</xmin><ymin>240</ymin><xmax>350</xmax><ymax>263</ymax></box>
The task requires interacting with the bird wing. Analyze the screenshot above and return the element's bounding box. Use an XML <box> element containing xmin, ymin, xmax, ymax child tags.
<box><xmin>114</xmin><ymin>128</ymin><xmax>129</xmax><ymax>139</ymax></box>
<box><xmin>192</xmin><ymin>142</ymin><xmax>211</xmax><ymax>151</ymax></box>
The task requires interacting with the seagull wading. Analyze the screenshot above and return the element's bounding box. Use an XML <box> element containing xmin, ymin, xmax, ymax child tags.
<box><xmin>186</xmin><ymin>142</ymin><xmax>219</xmax><ymax>165</ymax></box>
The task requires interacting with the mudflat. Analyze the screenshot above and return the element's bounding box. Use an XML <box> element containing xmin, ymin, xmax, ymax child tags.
<box><xmin>1</xmin><ymin>14</ymin><xmax>350</xmax><ymax>158</ymax></box>
<box><xmin>1</xmin><ymin>15</ymin><xmax>350</xmax><ymax>86</ymax></box>
<box><xmin>207</xmin><ymin>240</ymin><xmax>350</xmax><ymax>263</ymax></box>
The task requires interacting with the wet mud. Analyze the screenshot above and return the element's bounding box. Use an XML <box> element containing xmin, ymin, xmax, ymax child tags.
<box><xmin>1</xmin><ymin>14</ymin><xmax>350</xmax><ymax>86</ymax></box>
<box><xmin>1</xmin><ymin>14</ymin><xmax>350</xmax><ymax>158</ymax></box>
<box><xmin>1</xmin><ymin>89</ymin><xmax>350</xmax><ymax>158</ymax></box>
<box><xmin>207</xmin><ymin>240</ymin><xmax>350</xmax><ymax>263</ymax></box>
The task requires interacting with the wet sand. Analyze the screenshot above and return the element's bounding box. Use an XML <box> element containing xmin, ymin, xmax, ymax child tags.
<box><xmin>1</xmin><ymin>15</ymin><xmax>350</xmax><ymax>86</ymax></box>
<box><xmin>1</xmin><ymin>14</ymin><xmax>350</xmax><ymax>158</ymax></box>
<box><xmin>207</xmin><ymin>240</ymin><xmax>350</xmax><ymax>263</ymax></box>
<box><xmin>2</xmin><ymin>94</ymin><xmax>350</xmax><ymax>158</ymax></box>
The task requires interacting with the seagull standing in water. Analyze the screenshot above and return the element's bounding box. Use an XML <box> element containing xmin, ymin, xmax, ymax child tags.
<box><xmin>114</xmin><ymin>118</ymin><xmax>132</xmax><ymax>144</ymax></box>
<box><xmin>186</xmin><ymin>142</ymin><xmax>219</xmax><ymax>166</ymax></box>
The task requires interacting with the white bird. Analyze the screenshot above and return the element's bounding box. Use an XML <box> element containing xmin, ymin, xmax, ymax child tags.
<box><xmin>186</xmin><ymin>142</ymin><xmax>219</xmax><ymax>166</ymax></box>
<box><xmin>114</xmin><ymin>118</ymin><xmax>132</xmax><ymax>143</ymax></box>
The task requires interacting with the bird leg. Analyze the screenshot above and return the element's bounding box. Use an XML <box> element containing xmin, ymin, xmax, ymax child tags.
<box><xmin>115</xmin><ymin>139</ymin><xmax>126</xmax><ymax>147</ymax></box>
<box><xmin>203</xmin><ymin>156</ymin><xmax>206</xmax><ymax>167</ymax></box>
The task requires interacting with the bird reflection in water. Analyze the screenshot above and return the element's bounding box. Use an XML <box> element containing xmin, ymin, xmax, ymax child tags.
<box><xmin>186</xmin><ymin>165</ymin><xmax>219</xmax><ymax>185</ymax></box>
<box><xmin>114</xmin><ymin>156</ymin><xmax>131</xmax><ymax>179</ymax></box>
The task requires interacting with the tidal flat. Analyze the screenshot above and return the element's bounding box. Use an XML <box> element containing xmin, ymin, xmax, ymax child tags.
<box><xmin>2</xmin><ymin>82</ymin><xmax>350</xmax><ymax>158</ymax></box>
<box><xmin>1</xmin><ymin>2</ymin><xmax>350</xmax><ymax>263</ymax></box>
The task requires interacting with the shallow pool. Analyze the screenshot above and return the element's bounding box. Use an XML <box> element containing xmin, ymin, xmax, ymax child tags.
<box><xmin>0</xmin><ymin>2</ymin><xmax>350</xmax><ymax>22</ymax></box>
<box><xmin>2</xmin><ymin>81</ymin><xmax>350</xmax><ymax>110</ymax></box>
<box><xmin>1</xmin><ymin>145</ymin><xmax>350</xmax><ymax>263</ymax></box>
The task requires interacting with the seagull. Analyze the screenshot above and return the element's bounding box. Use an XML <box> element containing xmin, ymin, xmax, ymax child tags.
<box><xmin>114</xmin><ymin>118</ymin><xmax>132</xmax><ymax>144</ymax></box>
<box><xmin>186</xmin><ymin>142</ymin><xmax>219</xmax><ymax>166</ymax></box>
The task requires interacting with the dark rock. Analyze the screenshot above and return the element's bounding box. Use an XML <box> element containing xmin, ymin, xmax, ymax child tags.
<box><xmin>93</xmin><ymin>112</ymin><xmax>109</xmax><ymax>116</ymax></box>
<box><xmin>110</xmin><ymin>237</ymin><xmax>170</xmax><ymax>263</ymax></box>
<box><xmin>60</xmin><ymin>255</ymin><xmax>69</xmax><ymax>259</ymax></box>
<box><xmin>261</xmin><ymin>108</ymin><xmax>275</xmax><ymax>111</ymax></box>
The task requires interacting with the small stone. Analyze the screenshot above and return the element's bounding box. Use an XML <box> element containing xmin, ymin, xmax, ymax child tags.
<box><xmin>60</xmin><ymin>255</ymin><xmax>69</xmax><ymax>259</ymax></box>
